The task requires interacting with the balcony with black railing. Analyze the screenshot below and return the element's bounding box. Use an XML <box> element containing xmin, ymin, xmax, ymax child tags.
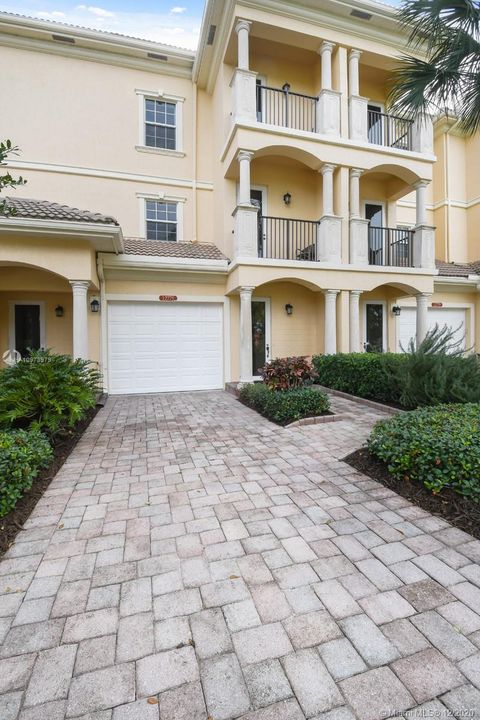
<box><xmin>257</xmin><ymin>215</ymin><xmax>319</xmax><ymax>260</ymax></box>
<box><xmin>368</xmin><ymin>227</ymin><xmax>414</xmax><ymax>268</ymax></box>
<box><xmin>367</xmin><ymin>109</ymin><xmax>414</xmax><ymax>151</ymax></box>
<box><xmin>256</xmin><ymin>83</ymin><xmax>318</xmax><ymax>133</ymax></box>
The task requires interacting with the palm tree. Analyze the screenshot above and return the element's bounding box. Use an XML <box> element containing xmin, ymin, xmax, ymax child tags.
<box><xmin>388</xmin><ymin>0</ymin><xmax>480</xmax><ymax>135</ymax></box>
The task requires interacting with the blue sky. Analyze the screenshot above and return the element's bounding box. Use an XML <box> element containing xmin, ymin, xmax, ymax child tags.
<box><xmin>0</xmin><ymin>0</ymin><xmax>398</xmax><ymax>49</ymax></box>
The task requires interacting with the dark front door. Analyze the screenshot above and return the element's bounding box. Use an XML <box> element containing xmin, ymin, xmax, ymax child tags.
<box><xmin>14</xmin><ymin>304</ymin><xmax>41</xmax><ymax>358</ymax></box>
<box><xmin>251</xmin><ymin>189</ymin><xmax>264</xmax><ymax>257</ymax></box>
<box><xmin>252</xmin><ymin>300</ymin><xmax>267</xmax><ymax>376</ymax></box>
<box><xmin>365</xmin><ymin>303</ymin><xmax>384</xmax><ymax>353</ymax></box>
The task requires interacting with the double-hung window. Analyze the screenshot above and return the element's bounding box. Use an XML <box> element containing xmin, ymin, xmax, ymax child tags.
<box><xmin>146</xmin><ymin>200</ymin><xmax>177</xmax><ymax>242</ymax></box>
<box><xmin>145</xmin><ymin>98</ymin><xmax>177</xmax><ymax>150</ymax></box>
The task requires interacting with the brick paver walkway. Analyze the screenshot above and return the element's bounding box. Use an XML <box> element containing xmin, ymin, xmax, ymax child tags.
<box><xmin>1</xmin><ymin>391</ymin><xmax>480</xmax><ymax>720</ymax></box>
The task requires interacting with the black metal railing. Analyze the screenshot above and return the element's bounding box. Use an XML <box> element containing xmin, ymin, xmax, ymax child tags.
<box><xmin>368</xmin><ymin>226</ymin><xmax>414</xmax><ymax>267</ymax></box>
<box><xmin>258</xmin><ymin>215</ymin><xmax>319</xmax><ymax>260</ymax></box>
<box><xmin>256</xmin><ymin>84</ymin><xmax>317</xmax><ymax>133</ymax></box>
<box><xmin>367</xmin><ymin>110</ymin><xmax>414</xmax><ymax>151</ymax></box>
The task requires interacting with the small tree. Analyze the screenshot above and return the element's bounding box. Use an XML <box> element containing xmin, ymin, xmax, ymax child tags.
<box><xmin>0</xmin><ymin>140</ymin><xmax>26</xmax><ymax>216</ymax></box>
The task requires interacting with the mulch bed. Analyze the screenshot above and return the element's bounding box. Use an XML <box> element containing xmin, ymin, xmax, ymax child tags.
<box><xmin>345</xmin><ymin>447</ymin><xmax>480</xmax><ymax>540</ymax></box>
<box><xmin>0</xmin><ymin>405</ymin><xmax>101</xmax><ymax>557</ymax></box>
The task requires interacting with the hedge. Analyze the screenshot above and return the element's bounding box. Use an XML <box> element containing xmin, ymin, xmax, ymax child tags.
<box><xmin>0</xmin><ymin>429</ymin><xmax>53</xmax><ymax>517</ymax></box>
<box><xmin>239</xmin><ymin>383</ymin><xmax>330</xmax><ymax>425</ymax></box>
<box><xmin>368</xmin><ymin>404</ymin><xmax>480</xmax><ymax>501</ymax></box>
<box><xmin>312</xmin><ymin>353</ymin><xmax>404</xmax><ymax>404</ymax></box>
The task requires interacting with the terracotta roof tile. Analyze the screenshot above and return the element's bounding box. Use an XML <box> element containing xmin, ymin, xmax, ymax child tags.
<box><xmin>3</xmin><ymin>197</ymin><xmax>119</xmax><ymax>225</ymax></box>
<box><xmin>436</xmin><ymin>259</ymin><xmax>480</xmax><ymax>277</ymax></box>
<box><xmin>123</xmin><ymin>237</ymin><xmax>228</xmax><ymax>261</ymax></box>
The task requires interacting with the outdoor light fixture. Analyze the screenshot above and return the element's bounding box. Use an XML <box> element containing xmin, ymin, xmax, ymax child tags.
<box><xmin>285</xmin><ymin>303</ymin><xmax>294</xmax><ymax>316</ymax></box>
<box><xmin>55</xmin><ymin>305</ymin><xmax>64</xmax><ymax>318</ymax></box>
<box><xmin>90</xmin><ymin>298</ymin><xmax>100</xmax><ymax>313</ymax></box>
<box><xmin>283</xmin><ymin>192</ymin><xmax>292</xmax><ymax>206</ymax></box>
<box><xmin>282</xmin><ymin>82</ymin><xmax>291</xmax><ymax>92</ymax></box>
<box><xmin>392</xmin><ymin>305</ymin><xmax>401</xmax><ymax>316</ymax></box>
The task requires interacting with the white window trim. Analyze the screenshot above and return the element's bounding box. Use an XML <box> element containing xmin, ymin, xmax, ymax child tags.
<box><xmin>135</xmin><ymin>88</ymin><xmax>185</xmax><ymax>156</ymax></box>
<box><xmin>8</xmin><ymin>300</ymin><xmax>46</xmax><ymax>353</ymax></box>
<box><xmin>137</xmin><ymin>192</ymin><xmax>185</xmax><ymax>242</ymax></box>
<box><xmin>362</xmin><ymin>300</ymin><xmax>387</xmax><ymax>353</ymax></box>
<box><xmin>363</xmin><ymin>200</ymin><xmax>387</xmax><ymax>225</ymax></box>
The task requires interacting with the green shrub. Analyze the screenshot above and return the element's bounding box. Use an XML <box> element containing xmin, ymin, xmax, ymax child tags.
<box><xmin>368</xmin><ymin>403</ymin><xmax>480</xmax><ymax>501</ymax></box>
<box><xmin>388</xmin><ymin>325</ymin><xmax>480</xmax><ymax>409</ymax></box>
<box><xmin>239</xmin><ymin>383</ymin><xmax>330</xmax><ymax>425</ymax></box>
<box><xmin>0</xmin><ymin>349</ymin><xmax>101</xmax><ymax>435</ymax></box>
<box><xmin>312</xmin><ymin>353</ymin><xmax>404</xmax><ymax>404</ymax></box>
<box><xmin>259</xmin><ymin>356</ymin><xmax>317</xmax><ymax>390</ymax></box>
<box><xmin>0</xmin><ymin>429</ymin><xmax>53</xmax><ymax>517</ymax></box>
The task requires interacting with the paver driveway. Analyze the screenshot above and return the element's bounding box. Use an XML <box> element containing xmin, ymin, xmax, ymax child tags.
<box><xmin>1</xmin><ymin>390</ymin><xmax>480</xmax><ymax>720</ymax></box>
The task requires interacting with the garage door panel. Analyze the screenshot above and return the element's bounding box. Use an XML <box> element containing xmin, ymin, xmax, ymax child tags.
<box><xmin>398</xmin><ymin>307</ymin><xmax>466</xmax><ymax>352</ymax></box>
<box><xmin>108</xmin><ymin>301</ymin><xmax>223</xmax><ymax>394</ymax></box>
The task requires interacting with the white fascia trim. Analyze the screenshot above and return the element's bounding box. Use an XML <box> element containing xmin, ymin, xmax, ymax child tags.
<box><xmin>229</xmin><ymin>257</ymin><xmax>437</xmax><ymax>276</ymax></box>
<box><xmin>0</xmin><ymin>217</ymin><xmax>124</xmax><ymax>251</ymax></box>
<box><xmin>7</xmin><ymin>160</ymin><xmax>214</xmax><ymax>191</ymax></box>
<box><xmin>221</xmin><ymin>121</ymin><xmax>436</xmax><ymax>165</ymax></box>
<box><xmin>0</xmin><ymin>31</ymin><xmax>193</xmax><ymax>78</ymax></box>
<box><xmin>435</xmin><ymin>275</ymin><xmax>480</xmax><ymax>287</ymax></box>
<box><xmin>100</xmin><ymin>252</ymin><xmax>228</xmax><ymax>273</ymax></box>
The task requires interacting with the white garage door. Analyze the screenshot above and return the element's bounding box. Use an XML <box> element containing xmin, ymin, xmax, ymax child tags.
<box><xmin>398</xmin><ymin>307</ymin><xmax>466</xmax><ymax>352</ymax></box>
<box><xmin>108</xmin><ymin>301</ymin><xmax>223</xmax><ymax>394</ymax></box>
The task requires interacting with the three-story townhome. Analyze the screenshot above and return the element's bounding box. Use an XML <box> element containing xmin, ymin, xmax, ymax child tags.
<box><xmin>1</xmin><ymin>0</ymin><xmax>479</xmax><ymax>394</ymax></box>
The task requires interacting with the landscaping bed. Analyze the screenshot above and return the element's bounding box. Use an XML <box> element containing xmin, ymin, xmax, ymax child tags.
<box><xmin>345</xmin><ymin>446</ymin><xmax>480</xmax><ymax>540</ymax></box>
<box><xmin>0</xmin><ymin>404</ymin><xmax>100</xmax><ymax>557</ymax></box>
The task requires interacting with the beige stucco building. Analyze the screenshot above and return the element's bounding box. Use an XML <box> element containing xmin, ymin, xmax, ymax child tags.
<box><xmin>1</xmin><ymin>0</ymin><xmax>479</xmax><ymax>393</ymax></box>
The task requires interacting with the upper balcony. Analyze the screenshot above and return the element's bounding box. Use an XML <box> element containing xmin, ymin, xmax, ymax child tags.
<box><xmin>229</xmin><ymin>20</ymin><xmax>434</xmax><ymax>158</ymax></box>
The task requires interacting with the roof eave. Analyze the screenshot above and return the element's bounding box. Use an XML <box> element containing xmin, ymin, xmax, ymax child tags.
<box><xmin>0</xmin><ymin>216</ymin><xmax>124</xmax><ymax>253</ymax></box>
<box><xmin>99</xmin><ymin>251</ymin><xmax>228</xmax><ymax>273</ymax></box>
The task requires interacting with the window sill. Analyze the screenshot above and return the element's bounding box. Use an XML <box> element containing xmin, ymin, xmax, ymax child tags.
<box><xmin>135</xmin><ymin>145</ymin><xmax>185</xmax><ymax>158</ymax></box>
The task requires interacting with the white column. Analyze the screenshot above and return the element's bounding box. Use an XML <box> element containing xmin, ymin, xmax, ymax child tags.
<box><xmin>349</xmin><ymin>168</ymin><xmax>363</xmax><ymax>218</ymax></box>
<box><xmin>321</xmin><ymin>163</ymin><xmax>336</xmax><ymax>216</ymax></box>
<box><xmin>239</xmin><ymin>286</ymin><xmax>254</xmax><ymax>382</ymax></box>
<box><xmin>414</xmin><ymin>181</ymin><xmax>429</xmax><ymax>226</ymax></box>
<box><xmin>416</xmin><ymin>292</ymin><xmax>431</xmax><ymax>346</ymax></box>
<box><xmin>323</xmin><ymin>290</ymin><xmax>339</xmax><ymax>354</ymax></box>
<box><xmin>70</xmin><ymin>280</ymin><xmax>90</xmax><ymax>360</ymax></box>
<box><xmin>238</xmin><ymin>150</ymin><xmax>254</xmax><ymax>205</ymax></box>
<box><xmin>348</xmin><ymin>49</ymin><xmax>362</xmax><ymax>96</ymax></box>
<box><xmin>319</xmin><ymin>41</ymin><xmax>335</xmax><ymax>91</ymax></box>
<box><xmin>235</xmin><ymin>19</ymin><xmax>251</xmax><ymax>71</ymax></box>
<box><xmin>349</xmin><ymin>290</ymin><xmax>362</xmax><ymax>352</ymax></box>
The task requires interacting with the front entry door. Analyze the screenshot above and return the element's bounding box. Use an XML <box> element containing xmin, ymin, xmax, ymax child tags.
<box><xmin>252</xmin><ymin>300</ymin><xmax>269</xmax><ymax>376</ymax></box>
<box><xmin>365</xmin><ymin>303</ymin><xmax>384</xmax><ymax>353</ymax></box>
<box><xmin>14</xmin><ymin>304</ymin><xmax>41</xmax><ymax>358</ymax></box>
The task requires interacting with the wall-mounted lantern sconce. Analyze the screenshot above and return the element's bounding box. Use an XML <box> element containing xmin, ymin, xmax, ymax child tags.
<box><xmin>90</xmin><ymin>298</ymin><xmax>100</xmax><ymax>314</ymax></box>
<box><xmin>283</xmin><ymin>192</ymin><xmax>292</xmax><ymax>206</ymax></box>
<box><xmin>285</xmin><ymin>303</ymin><xmax>294</xmax><ymax>316</ymax></box>
<box><xmin>392</xmin><ymin>305</ymin><xmax>401</xmax><ymax>317</ymax></box>
<box><xmin>55</xmin><ymin>305</ymin><xmax>64</xmax><ymax>318</ymax></box>
<box><xmin>282</xmin><ymin>82</ymin><xmax>291</xmax><ymax>93</ymax></box>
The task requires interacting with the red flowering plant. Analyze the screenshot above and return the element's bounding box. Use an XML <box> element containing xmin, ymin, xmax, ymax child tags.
<box><xmin>259</xmin><ymin>356</ymin><xmax>317</xmax><ymax>391</ymax></box>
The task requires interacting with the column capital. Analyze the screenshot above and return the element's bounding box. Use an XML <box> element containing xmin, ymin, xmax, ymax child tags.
<box><xmin>323</xmin><ymin>289</ymin><xmax>340</xmax><ymax>298</ymax></box>
<box><xmin>239</xmin><ymin>286</ymin><xmax>255</xmax><ymax>296</ymax></box>
<box><xmin>349</xmin><ymin>48</ymin><xmax>362</xmax><ymax>60</ymax></box>
<box><xmin>235</xmin><ymin>19</ymin><xmax>252</xmax><ymax>34</ymax></box>
<box><xmin>69</xmin><ymin>280</ymin><xmax>90</xmax><ymax>292</ymax></box>
<box><xmin>350</xmin><ymin>289</ymin><xmax>363</xmax><ymax>298</ymax></box>
<box><xmin>318</xmin><ymin>40</ymin><xmax>335</xmax><ymax>55</ymax></box>
<box><xmin>350</xmin><ymin>167</ymin><xmax>364</xmax><ymax>179</ymax></box>
<box><xmin>237</xmin><ymin>149</ymin><xmax>254</xmax><ymax>163</ymax></box>
<box><xmin>320</xmin><ymin>163</ymin><xmax>336</xmax><ymax>175</ymax></box>
<box><xmin>416</xmin><ymin>292</ymin><xmax>432</xmax><ymax>301</ymax></box>
<box><xmin>413</xmin><ymin>179</ymin><xmax>430</xmax><ymax>190</ymax></box>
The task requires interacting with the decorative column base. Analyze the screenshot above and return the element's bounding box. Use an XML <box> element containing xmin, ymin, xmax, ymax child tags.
<box><xmin>413</xmin><ymin>225</ymin><xmax>436</xmax><ymax>269</ymax></box>
<box><xmin>233</xmin><ymin>204</ymin><xmax>259</xmax><ymax>259</ymax></box>
<box><xmin>349</xmin><ymin>95</ymin><xmax>368</xmax><ymax>142</ymax></box>
<box><xmin>317</xmin><ymin>215</ymin><xmax>342</xmax><ymax>263</ymax></box>
<box><xmin>316</xmin><ymin>89</ymin><xmax>341</xmax><ymax>136</ymax></box>
<box><xmin>349</xmin><ymin>218</ymin><xmax>369</xmax><ymax>265</ymax></box>
<box><xmin>230</xmin><ymin>68</ymin><xmax>257</xmax><ymax>125</ymax></box>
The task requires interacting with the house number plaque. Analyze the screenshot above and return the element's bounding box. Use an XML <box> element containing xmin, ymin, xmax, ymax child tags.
<box><xmin>159</xmin><ymin>295</ymin><xmax>178</xmax><ymax>301</ymax></box>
